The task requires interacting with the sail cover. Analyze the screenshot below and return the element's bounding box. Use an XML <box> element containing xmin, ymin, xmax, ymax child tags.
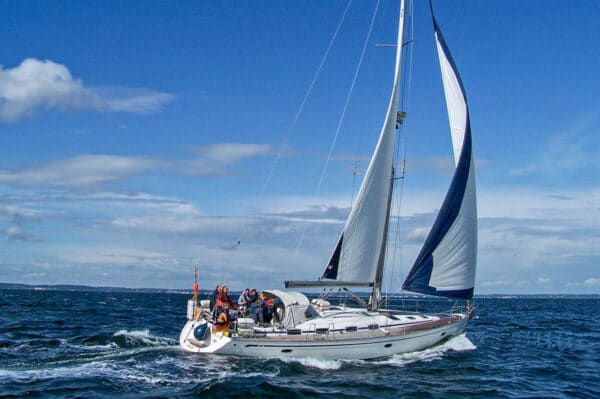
<box><xmin>402</xmin><ymin>9</ymin><xmax>478</xmax><ymax>299</ymax></box>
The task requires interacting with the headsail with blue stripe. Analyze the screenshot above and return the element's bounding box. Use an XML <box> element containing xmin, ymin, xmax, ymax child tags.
<box><xmin>402</xmin><ymin>4</ymin><xmax>478</xmax><ymax>300</ymax></box>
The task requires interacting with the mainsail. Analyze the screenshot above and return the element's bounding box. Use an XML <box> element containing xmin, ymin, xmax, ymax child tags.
<box><xmin>402</xmin><ymin>6</ymin><xmax>478</xmax><ymax>299</ymax></box>
<box><xmin>286</xmin><ymin>1</ymin><xmax>407</xmax><ymax>300</ymax></box>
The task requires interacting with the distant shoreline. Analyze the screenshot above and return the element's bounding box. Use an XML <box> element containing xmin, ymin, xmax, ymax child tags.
<box><xmin>1</xmin><ymin>282</ymin><xmax>598</xmax><ymax>298</ymax></box>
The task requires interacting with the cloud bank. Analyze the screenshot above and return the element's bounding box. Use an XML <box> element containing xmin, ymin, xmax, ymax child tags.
<box><xmin>0</xmin><ymin>143</ymin><xmax>273</xmax><ymax>189</ymax></box>
<box><xmin>0</xmin><ymin>155</ymin><xmax>159</xmax><ymax>189</ymax></box>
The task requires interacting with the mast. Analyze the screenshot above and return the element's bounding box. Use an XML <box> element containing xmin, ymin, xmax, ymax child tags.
<box><xmin>369</xmin><ymin>0</ymin><xmax>407</xmax><ymax>310</ymax></box>
<box><xmin>369</xmin><ymin>165</ymin><xmax>395</xmax><ymax>310</ymax></box>
<box><xmin>286</xmin><ymin>0</ymin><xmax>407</xmax><ymax>300</ymax></box>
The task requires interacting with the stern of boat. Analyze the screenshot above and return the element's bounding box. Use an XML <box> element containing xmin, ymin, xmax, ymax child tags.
<box><xmin>179</xmin><ymin>300</ymin><xmax>232</xmax><ymax>354</ymax></box>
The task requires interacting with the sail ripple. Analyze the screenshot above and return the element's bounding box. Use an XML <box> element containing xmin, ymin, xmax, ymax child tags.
<box><xmin>402</xmin><ymin>11</ymin><xmax>478</xmax><ymax>300</ymax></box>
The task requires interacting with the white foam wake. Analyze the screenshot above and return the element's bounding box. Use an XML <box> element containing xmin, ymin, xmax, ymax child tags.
<box><xmin>279</xmin><ymin>356</ymin><xmax>342</xmax><ymax>370</ymax></box>
<box><xmin>274</xmin><ymin>334</ymin><xmax>475</xmax><ymax>370</ymax></box>
<box><xmin>112</xmin><ymin>329</ymin><xmax>178</xmax><ymax>347</ymax></box>
<box><xmin>374</xmin><ymin>333</ymin><xmax>476</xmax><ymax>367</ymax></box>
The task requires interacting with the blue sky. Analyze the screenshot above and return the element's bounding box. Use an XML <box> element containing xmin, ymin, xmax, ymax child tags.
<box><xmin>0</xmin><ymin>1</ymin><xmax>598</xmax><ymax>294</ymax></box>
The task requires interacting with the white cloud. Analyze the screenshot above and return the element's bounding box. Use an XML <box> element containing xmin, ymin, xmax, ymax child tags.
<box><xmin>0</xmin><ymin>155</ymin><xmax>159</xmax><ymax>189</ymax></box>
<box><xmin>176</xmin><ymin>143</ymin><xmax>272</xmax><ymax>176</ymax></box>
<box><xmin>481</xmin><ymin>280</ymin><xmax>514</xmax><ymax>287</ymax></box>
<box><xmin>583</xmin><ymin>277</ymin><xmax>600</xmax><ymax>286</ymax></box>
<box><xmin>5</xmin><ymin>226</ymin><xmax>42</xmax><ymax>242</ymax></box>
<box><xmin>511</xmin><ymin>114</ymin><xmax>599</xmax><ymax>176</ymax></box>
<box><xmin>405</xmin><ymin>227</ymin><xmax>430</xmax><ymax>242</ymax></box>
<box><xmin>197</xmin><ymin>143</ymin><xmax>272</xmax><ymax>163</ymax></box>
<box><xmin>1</xmin><ymin>167</ymin><xmax>599</xmax><ymax>292</ymax></box>
<box><xmin>0</xmin><ymin>204</ymin><xmax>45</xmax><ymax>223</ymax></box>
<box><xmin>60</xmin><ymin>246</ymin><xmax>178</xmax><ymax>269</ymax></box>
<box><xmin>95</xmin><ymin>86</ymin><xmax>175</xmax><ymax>113</ymax></box>
<box><xmin>0</xmin><ymin>58</ymin><xmax>174</xmax><ymax>121</ymax></box>
<box><xmin>0</xmin><ymin>142</ymin><xmax>276</xmax><ymax>191</ymax></box>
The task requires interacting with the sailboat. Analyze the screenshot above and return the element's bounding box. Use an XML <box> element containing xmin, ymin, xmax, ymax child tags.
<box><xmin>179</xmin><ymin>0</ymin><xmax>477</xmax><ymax>360</ymax></box>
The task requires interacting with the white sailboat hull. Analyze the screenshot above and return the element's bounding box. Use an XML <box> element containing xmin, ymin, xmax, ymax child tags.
<box><xmin>179</xmin><ymin>313</ymin><xmax>468</xmax><ymax>361</ymax></box>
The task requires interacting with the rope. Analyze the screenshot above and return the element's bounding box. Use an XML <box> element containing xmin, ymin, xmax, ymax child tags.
<box><xmin>294</xmin><ymin>0</ymin><xmax>382</xmax><ymax>258</ymax></box>
<box><xmin>314</xmin><ymin>0</ymin><xmax>381</xmax><ymax>199</ymax></box>
<box><xmin>261</xmin><ymin>0</ymin><xmax>354</xmax><ymax>196</ymax></box>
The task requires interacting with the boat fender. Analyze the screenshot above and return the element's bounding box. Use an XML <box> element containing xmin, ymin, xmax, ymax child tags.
<box><xmin>194</xmin><ymin>323</ymin><xmax>208</xmax><ymax>340</ymax></box>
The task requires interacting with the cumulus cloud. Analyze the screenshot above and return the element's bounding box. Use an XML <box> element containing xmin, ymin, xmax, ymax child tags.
<box><xmin>537</xmin><ymin>277</ymin><xmax>551</xmax><ymax>284</ymax></box>
<box><xmin>0</xmin><ymin>58</ymin><xmax>174</xmax><ymax>121</ymax></box>
<box><xmin>0</xmin><ymin>155</ymin><xmax>159</xmax><ymax>189</ymax></box>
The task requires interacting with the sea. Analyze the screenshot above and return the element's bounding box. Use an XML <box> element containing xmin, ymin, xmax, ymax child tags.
<box><xmin>0</xmin><ymin>289</ymin><xmax>598</xmax><ymax>398</ymax></box>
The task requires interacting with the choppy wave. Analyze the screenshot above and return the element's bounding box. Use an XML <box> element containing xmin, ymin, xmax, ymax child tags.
<box><xmin>112</xmin><ymin>329</ymin><xmax>178</xmax><ymax>348</ymax></box>
<box><xmin>279</xmin><ymin>356</ymin><xmax>343</xmax><ymax>370</ymax></box>
<box><xmin>1</xmin><ymin>290</ymin><xmax>598</xmax><ymax>398</ymax></box>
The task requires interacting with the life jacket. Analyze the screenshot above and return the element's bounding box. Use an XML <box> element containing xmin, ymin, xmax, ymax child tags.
<box><xmin>212</xmin><ymin>308</ymin><xmax>230</xmax><ymax>333</ymax></box>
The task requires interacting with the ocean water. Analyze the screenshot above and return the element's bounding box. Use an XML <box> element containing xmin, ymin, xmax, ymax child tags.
<box><xmin>0</xmin><ymin>289</ymin><xmax>598</xmax><ymax>398</ymax></box>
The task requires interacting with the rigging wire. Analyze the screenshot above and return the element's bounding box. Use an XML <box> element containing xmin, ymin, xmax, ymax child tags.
<box><xmin>294</xmin><ymin>0</ymin><xmax>382</xmax><ymax>259</ymax></box>
<box><xmin>260</xmin><ymin>0</ymin><xmax>354</xmax><ymax>196</ymax></box>
<box><xmin>384</xmin><ymin>0</ymin><xmax>414</xmax><ymax>310</ymax></box>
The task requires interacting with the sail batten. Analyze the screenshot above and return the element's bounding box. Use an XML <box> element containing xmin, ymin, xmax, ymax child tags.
<box><xmin>402</xmin><ymin>7</ymin><xmax>477</xmax><ymax>300</ymax></box>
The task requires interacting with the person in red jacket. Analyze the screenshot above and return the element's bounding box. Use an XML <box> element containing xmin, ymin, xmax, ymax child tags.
<box><xmin>220</xmin><ymin>286</ymin><xmax>238</xmax><ymax>310</ymax></box>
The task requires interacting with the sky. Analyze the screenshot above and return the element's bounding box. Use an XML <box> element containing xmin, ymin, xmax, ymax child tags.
<box><xmin>0</xmin><ymin>0</ymin><xmax>598</xmax><ymax>294</ymax></box>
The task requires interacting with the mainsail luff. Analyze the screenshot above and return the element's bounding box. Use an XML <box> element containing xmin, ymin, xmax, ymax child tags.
<box><xmin>402</xmin><ymin>4</ymin><xmax>477</xmax><ymax>300</ymax></box>
<box><xmin>321</xmin><ymin>0</ymin><xmax>407</xmax><ymax>288</ymax></box>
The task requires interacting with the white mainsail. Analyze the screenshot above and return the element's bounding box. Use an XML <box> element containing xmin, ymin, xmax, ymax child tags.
<box><xmin>320</xmin><ymin>2</ymin><xmax>406</xmax><ymax>288</ymax></box>
<box><xmin>286</xmin><ymin>1</ymin><xmax>407</xmax><ymax>295</ymax></box>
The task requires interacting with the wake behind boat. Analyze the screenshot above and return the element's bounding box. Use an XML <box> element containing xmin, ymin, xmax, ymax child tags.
<box><xmin>180</xmin><ymin>0</ymin><xmax>478</xmax><ymax>361</ymax></box>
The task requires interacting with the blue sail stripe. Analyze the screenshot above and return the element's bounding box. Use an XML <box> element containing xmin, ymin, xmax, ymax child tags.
<box><xmin>402</xmin><ymin>124</ymin><xmax>473</xmax><ymax>299</ymax></box>
<box><xmin>429</xmin><ymin>2</ymin><xmax>469</xmax><ymax>102</ymax></box>
<box><xmin>402</xmin><ymin>6</ymin><xmax>474</xmax><ymax>300</ymax></box>
<box><xmin>322</xmin><ymin>234</ymin><xmax>343</xmax><ymax>279</ymax></box>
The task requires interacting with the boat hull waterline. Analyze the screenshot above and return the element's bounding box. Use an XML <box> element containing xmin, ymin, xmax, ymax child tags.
<box><xmin>179</xmin><ymin>314</ymin><xmax>468</xmax><ymax>360</ymax></box>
